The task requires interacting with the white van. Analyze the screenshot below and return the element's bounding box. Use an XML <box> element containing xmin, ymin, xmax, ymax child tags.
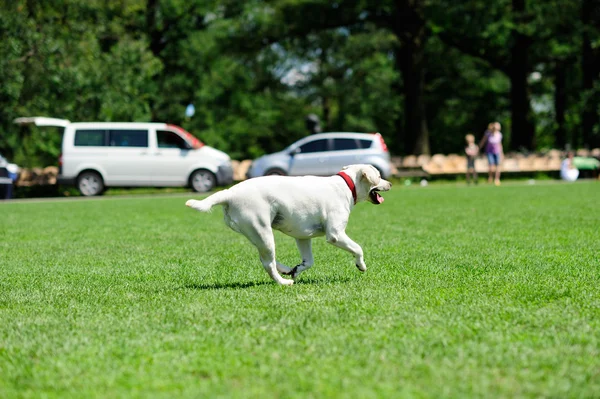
<box><xmin>14</xmin><ymin>117</ymin><xmax>234</xmax><ymax>196</ymax></box>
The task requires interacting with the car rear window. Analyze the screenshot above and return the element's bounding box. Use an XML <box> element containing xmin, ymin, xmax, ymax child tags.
<box><xmin>74</xmin><ymin>130</ymin><xmax>106</xmax><ymax>146</ymax></box>
<box><xmin>358</xmin><ymin>139</ymin><xmax>373</xmax><ymax>149</ymax></box>
<box><xmin>332</xmin><ymin>138</ymin><xmax>360</xmax><ymax>151</ymax></box>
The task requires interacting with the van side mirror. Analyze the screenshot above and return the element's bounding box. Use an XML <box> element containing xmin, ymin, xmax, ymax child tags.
<box><xmin>290</xmin><ymin>147</ymin><xmax>301</xmax><ymax>157</ymax></box>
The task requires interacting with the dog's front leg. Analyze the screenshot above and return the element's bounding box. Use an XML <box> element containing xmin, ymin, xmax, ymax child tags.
<box><xmin>325</xmin><ymin>230</ymin><xmax>367</xmax><ymax>272</ymax></box>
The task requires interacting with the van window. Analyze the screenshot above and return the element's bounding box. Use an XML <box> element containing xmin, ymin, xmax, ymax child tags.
<box><xmin>157</xmin><ymin>130</ymin><xmax>190</xmax><ymax>149</ymax></box>
<box><xmin>332</xmin><ymin>138</ymin><xmax>359</xmax><ymax>151</ymax></box>
<box><xmin>74</xmin><ymin>130</ymin><xmax>106</xmax><ymax>146</ymax></box>
<box><xmin>109</xmin><ymin>130</ymin><xmax>148</xmax><ymax>147</ymax></box>
<box><xmin>299</xmin><ymin>139</ymin><xmax>328</xmax><ymax>153</ymax></box>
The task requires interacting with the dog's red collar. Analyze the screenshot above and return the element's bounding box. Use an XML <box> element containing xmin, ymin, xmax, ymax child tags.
<box><xmin>337</xmin><ymin>172</ymin><xmax>357</xmax><ymax>205</ymax></box>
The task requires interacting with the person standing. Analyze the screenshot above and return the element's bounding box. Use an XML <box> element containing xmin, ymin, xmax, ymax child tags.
<box><xmin>479</xmin><ymin>122</ymin><xmax>503</xmax><ymax>186</ymax></box>
<box><xmin>560</xmin><ymin>151</ymin><xmax>579</xmax><ymax>182</ymax></box>
<box><xmin>464</xmin><ymin>134</ymin><xmax>479</xmax><ymax>185</ymax></box>
<box><xmin>6</xmin><ymin>163</ymin><xmax>19</xmax><ymax>199</ymax></box>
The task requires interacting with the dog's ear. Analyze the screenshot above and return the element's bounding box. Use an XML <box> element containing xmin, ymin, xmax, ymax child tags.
<box><xmin>361</xmin><ymin>166</ymin><xmax>380</xmax><ymax>186</ymax></box>
<box><xmin>342</xmin><ymin>165</ymin><xmax>350</xmax><ymax>170</ymax></box>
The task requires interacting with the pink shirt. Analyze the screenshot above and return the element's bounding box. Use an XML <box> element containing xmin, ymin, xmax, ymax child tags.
<box><xmin>485</xmin><ymin>132</ymin><xmax>503</xmax><ymax>154</ymax></box>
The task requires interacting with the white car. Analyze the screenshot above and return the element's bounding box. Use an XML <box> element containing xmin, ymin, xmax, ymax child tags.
<box><xmin>247</xmin><ymin>132</ymin><xmax>392</xmax><ymax>178</ymax></box>
<box><xmin>14</xmin><ymin>117</ymin><xmax>233</xmax><ymax>196</ymax></box>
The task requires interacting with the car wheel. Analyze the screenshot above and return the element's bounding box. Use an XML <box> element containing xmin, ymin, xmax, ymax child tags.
<box><xmin>190</xmin><ymin>169</ymin><xmax>216</xmax><ymax>193</ymax></box>
<box><xmin>265</xmin><ymin>168</ymin><xmax>287</xmax><ymax>176</ymax></box>
<box><xmin>77</xmin><ymin>171</ymin><xmax>104</xmax><ymax>196</ymax></box>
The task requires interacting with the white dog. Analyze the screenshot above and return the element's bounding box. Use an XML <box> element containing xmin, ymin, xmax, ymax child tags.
<box><xmin>185</xmin><ymin>164</ymin><xmax>392</xmax><ymax>286</ymax></box>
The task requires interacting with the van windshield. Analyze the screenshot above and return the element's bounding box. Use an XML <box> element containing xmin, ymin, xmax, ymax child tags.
<box><xmin>167</xmin><ymin>124</ymin><xmax>204</xmax><ymax>149</ymax></box>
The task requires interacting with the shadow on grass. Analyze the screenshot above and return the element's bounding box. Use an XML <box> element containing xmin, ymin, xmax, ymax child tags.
<box><xmin>181</xmin><ymin>274</ymin><xmax>354</xmax><ymax>290</ymax></box>
<box><xmin>182</xmin><ymin>280</ymin><xmax>272</xmax><ymax>290</ymax></box>
<box><xmin>296</xmin><ymin>275</ymin><xmax>354</xmax><ymax>285</ymax></box>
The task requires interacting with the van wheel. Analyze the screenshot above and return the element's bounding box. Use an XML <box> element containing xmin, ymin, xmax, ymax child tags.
<box><xmin>190</xmin><ymin>169</ymin><xmax>216</xmax><ymax>193</ymax></box>
<box><xmin>265</xmin><ymin>168</ymin><xmax>287</xmax><ymax>176</ymax></box>
<box><xmin>77</xmin><ymin>171</ymin><xmax>104</xmax><ymax>196</ymax></box>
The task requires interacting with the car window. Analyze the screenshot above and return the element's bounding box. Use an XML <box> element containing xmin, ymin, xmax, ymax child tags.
<box><xmin>109</xmin><ymin>129</ymin><xmax>148</xmax><ymax>147</ymax></box>
<box><xmin>74</xmin><ymin>130</ymin><xmax>106</xmax><ymax>147</ymax></box>
<box><xmin>299</xmin><ymin>139</ymin><xmax>328</xmax><ymax>153</ymax></box>
<box><xmin>157</xmin><ymin>130</ymin><xmax>189</xmax><ymax>149</ymax></box>
<box><xmin>358</xmin><ymin>139</ymin><xmax>373</xmax><ymax>149</ymax></box>
<box><xmin>332</xmin><ymin>138</ymin><xmax>359</xmax><ymax>151</ymax></box>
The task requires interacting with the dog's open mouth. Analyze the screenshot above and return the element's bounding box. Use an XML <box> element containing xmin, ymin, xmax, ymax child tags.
<box><xmin>369</xmin><ymin>188</ymin><xmax>384</xmax><ymax>204</ymax></box>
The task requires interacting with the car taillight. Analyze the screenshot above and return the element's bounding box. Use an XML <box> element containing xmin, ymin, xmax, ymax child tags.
<box><xmin>374</xmin><ymin>133</ymin><xmax>388</xmax><ymax>152</ymax></box>
<box><xmin>58</xmin><ymin>153</ymin><xmax>63</xmax><ymax>166</ymax></box>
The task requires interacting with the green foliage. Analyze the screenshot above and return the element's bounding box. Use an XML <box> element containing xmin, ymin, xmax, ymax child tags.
<box><xmin>425</xmin><ymin>36</ymin><xmax>511</xmax><ymax>152</ymax></box>
<box><xmin>0</xmin><ymin>0</ymin><xmax>162</xmax><ymax>165</ymax></box>
<box><xmin>0</xmin><ymin>0</ymin><xmax>598</xmax><ymax>166</ymax></box>
<box><xmin>1</xmin><ymin>182</ymin><xmax>599</xmax><ymax>396</ymax></box>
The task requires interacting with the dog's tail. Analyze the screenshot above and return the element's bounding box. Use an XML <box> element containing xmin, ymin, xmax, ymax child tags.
<box><xmin>185</xmin><ymin>190</ymin><xmax>229</xmax><ymax>213</ymax></box>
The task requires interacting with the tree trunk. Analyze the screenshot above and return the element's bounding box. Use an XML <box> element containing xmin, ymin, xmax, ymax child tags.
<box><xmin>322</xmin><ymin>95</ymin><xmax>331</xmax><ymax>131</ymax></box>
<box><xmin>582</xmin><ymin>0</ymin><xmax>600</xmax><ymax>148</ymax></box>
<box><xmin>397</xmin><ymin>43</ymin><xmax>430</xmax><ymax>155</ymax></box>
<box><xmin>146</xmin><ymin>0</ymin><xmax>162</xmax><ymax>57</ymax></box>
<box><xmin>320</xmin><ymin>48</ymin><xmax>331</xmax><ymax>131</ymax></box>
<box><xmin>509</xmin><ymin>0</ymin><xmax>536</xmax><ymax>151</ymax></box>
<box><xmin>393</xmin><ymin>0</ymin><xmax>430</xmax><ymax>155</ymax></box>
<box><xmin>554</xmin><ymin>62</ymin><xmax>567</xmax><ymax>149</ymax></box>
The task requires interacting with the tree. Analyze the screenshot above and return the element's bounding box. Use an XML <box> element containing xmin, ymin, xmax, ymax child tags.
<box><xmin>431</xmin><ymin>0</ymin><xmax>537</xmax><ymax>151</ymax></box>
<box><xmin>223</xmin><ymin>0</ymin><xmax>433</xmax><ymax>154</ymax></box>
<box><xmin>391</xmin><ymin>0</ymin><xmax>431</xmax><ymax>154</ymax></box>
<box><xmin>581</xmin><ymin>0</ymin><xmax>600</xmax><ymax>148</ymax></box>
<box><xmin>1</xmin><ymin>0</ymin><xmax>597</xmax><ymax>169</ymax></box>
<box><xmin>0</xmin><ymin>0</ymin><xmax>162</xmax><ymax>166</ymax></box>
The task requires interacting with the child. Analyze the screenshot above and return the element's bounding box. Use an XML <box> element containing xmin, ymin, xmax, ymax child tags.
<box><xmin>465</xmin><ymin>134</ymin><xmax>479</xmax><ymax>185</ymax></box>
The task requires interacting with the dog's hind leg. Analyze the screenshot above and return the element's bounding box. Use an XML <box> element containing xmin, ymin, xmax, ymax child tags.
<box><xmin>240</xmin><ymin>224</ymin><xmax>294</xmax><ymax>286</ymax></box>
<box><xmin>282</xmin><ymin>239</ymin><xmax>314</xmax><ymax>280</ymax></box>
<box><xmin>259</xmin><ymin>240</ymin><xmax>294</xmax><ymax>286</ymax></box>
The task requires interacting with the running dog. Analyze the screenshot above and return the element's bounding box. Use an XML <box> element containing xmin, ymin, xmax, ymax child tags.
<box><xmin>185</xmin><ymin>164</ymin><xmax>391</xmax><ymax>285</ymax></box>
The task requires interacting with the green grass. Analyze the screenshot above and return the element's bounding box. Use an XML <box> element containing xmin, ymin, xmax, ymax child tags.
<box><xmin>1</xmin><ymin>181</ymin><xmax>599</xmax><ymax>398</ymax></box>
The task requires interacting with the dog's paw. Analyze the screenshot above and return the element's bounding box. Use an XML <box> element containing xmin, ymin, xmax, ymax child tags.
<box><xmin>281</xmin><ymin>265</ymin><xmax>299</xmax><ymax>278</ymax></box>
<box><xmin>356</xmin><ymin>263</ymin><xmax>367</xmax><ymax>272</ymax></box>
<box><xmin>279</xmin><ymin>279</ymin><xmax>294</xmax><ymax>286</ymax></box>
<box><xmin>277</xmin><ymin>264</ymin><xmax>293</xmax><ymax>275</ymax></box>
<box><xmin>291</xmin><ymin>265</ymin><xmax>302</xmax><ymax>280</ymax></box>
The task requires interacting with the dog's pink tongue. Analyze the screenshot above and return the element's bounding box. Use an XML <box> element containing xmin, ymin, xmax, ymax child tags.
<box><xmin>376</xmin><ymin>193</ymin><xmax>384</xmax><ymax>203</ymax></box>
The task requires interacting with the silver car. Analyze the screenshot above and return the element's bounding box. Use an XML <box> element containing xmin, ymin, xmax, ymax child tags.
<box><xmin>247</xmin><ymin>132</ymin><xmax>392</xmax><ymax>178</ymax></box>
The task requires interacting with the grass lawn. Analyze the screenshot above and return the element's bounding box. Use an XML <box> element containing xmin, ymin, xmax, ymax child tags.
<box><xmin>1</xmin><ymin>181</ymin><xmax>599</xmax><ymax>398</ymax></box>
